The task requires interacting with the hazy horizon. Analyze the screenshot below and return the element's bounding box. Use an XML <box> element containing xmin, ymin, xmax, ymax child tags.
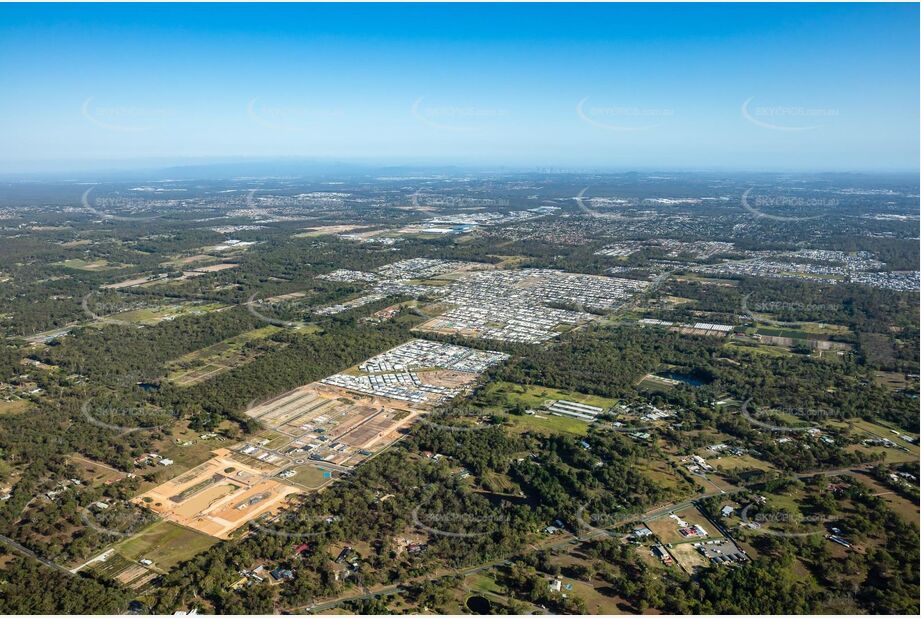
<box><xmin>1</xmin><ymin>3</ymin><xmax>918</xmax><ymax>174</ymax></box>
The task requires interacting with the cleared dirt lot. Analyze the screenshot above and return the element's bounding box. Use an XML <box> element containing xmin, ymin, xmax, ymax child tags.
<box><xmin>668</xmin><ymin>542</ymin><xmax>710</xmax><ymax>572</ymax></box>
<box><xmin>418</xmin><ymin>369</ymin><xmax>478</xmax><ymax>389</ymax></box>
<box><xmin>245</xmin><ymin>382</ymin><xmax>418</xmax><ymax>467</ymax></box>
<box><xmin>135</xmin><ymin>449</ymin><xmax>300</xmax><ymax>539</ymax></box>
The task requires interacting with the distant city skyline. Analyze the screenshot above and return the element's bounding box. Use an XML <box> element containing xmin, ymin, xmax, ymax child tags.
<box><xmin>1</xmin><ymin>3</ymin><xmax>918</xmax><ymax>173</ymax></box>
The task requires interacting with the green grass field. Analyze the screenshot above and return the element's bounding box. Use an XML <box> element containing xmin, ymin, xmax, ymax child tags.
<box><xmin>711</xmin><ymin>453</ymin><xmax>778</xmax><ymax>473</ymax></box>
<box><xmin>475</xmin><ymin>381</ymin><xmax>617</xmax><ymax>436</ymax></box>
<box><xmin>825</xmin><ymin>417</ymin><xmax>919</xmax><ymax>462</ymax></box>
<box><xmin>287</xmin><ymin>464</ymin><xmax>335</xmax><ymax>489</ymax></box>
<box><xmin>754</xmin><ymin>327</ymin><xmax>816</xmax><ymax>340</ymax></box>
<box><xmin>505</xmin><ymin>412</ymin><xmax>590</xmax><ymax>436</ymax></box>
<box><xmin>795</xmin><ymin>322</ymin><xmax>852</xmax><ymax>336</ymax></box>
<box><xmin>637</xmin><ymin>459</ymin><xmax>692</xmax><ymax>493</ymax></box>
<box><xmin>725</xmin><ymin>341</ymin><xmax>793</xmax><ymax>357</ymax></box>
<box><xmin>481</xmin><ymin>381</ymin><xmax>617</xmax><ymax>411</ymax></box>
<box><xmin>874</xmin><ymin>370</ymin><xmax>915</xmax><ymax>391</ymax></box>
<box><xmin>115</xmin><ymin>520</ymin><xmax>218</xmax><ymax>571</ymax></box>
<box><xmin>0</xmin><ymin>399</ymin><xmax>30</xmax><ymax>415</ymax></box>
<box><xmin>108</xmin><ymin>306</ymin><xmax>184</xmax><ymax>324</ymax></box>
<box><xmin>636</xmin><ymin>375</ymin><xmax>675</xmax><ymax>392</ymax></box>
<box><xmin>57</xmin><ymin>258</ymin><xmax>127</xmax><ymax>271</ymax></box>
<box><xmin>851</xmin><ymin>474</ymin><xmax>919</xmax><ymax>524</ymax></box>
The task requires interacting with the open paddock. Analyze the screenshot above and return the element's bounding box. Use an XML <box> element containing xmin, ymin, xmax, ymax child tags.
<box><xmin>68</xmin><ymin>454</ymin><xmax>128</xmax><ymax>485</ymax></box>
<box><xmin>850</xmin><ymin>473</ymin><xmax>920</xmax><ymax>524</ymax></box>
<box><xmin>0</xmin><ymin>399</ymin><xmax>30</xmax><ymax>416</ymax></box>
<box><xmin>114</xmin><ymin>520</ymin><xmax>219</xmax><ymax>572</ymax></box>
<box><xmin>163</xmin><ymin>254</ymin><xmax>219</xmax><ymax>267</ymax></box>
<box><xmin>284</xmin><ymin>464</ymin><xmax>336</xmax><ymax>489</ymax></box>
<box><xmin>874</xmin><ymin>370</ymin><xmax>918</xmax><ymax>391</ymax></box>
<box><xmin>294</xmin><ymin>224</ymin><xmax>371</xmax><ymax>237</ymax></box>
<box><xmin>190</xmin><ymin>262</ymin><xmax>239</xmax><ymax>273</ymax></box>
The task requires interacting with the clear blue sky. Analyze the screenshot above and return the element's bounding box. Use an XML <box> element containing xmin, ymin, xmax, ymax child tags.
<box><xmin>0</xmin><ymin>3</ymin><xmax>917</xmax><ymax>172</ymax></box>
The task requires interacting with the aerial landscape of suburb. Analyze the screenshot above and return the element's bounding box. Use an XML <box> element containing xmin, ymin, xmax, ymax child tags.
<box><xmin>0</xmin><ymin>2</ymin><xmax>917</xmax><ymax>617</ymax></box>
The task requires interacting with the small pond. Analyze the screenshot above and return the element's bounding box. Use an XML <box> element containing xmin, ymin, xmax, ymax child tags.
<box><xmin>465</xmin><ymin>595</ymin><xmax>491</xmax><ymax>614</ymax></box>
<box><xmin>658</xmin><ymin>371</ymin><xmax>706</xmax><ymax>387</ymax></box>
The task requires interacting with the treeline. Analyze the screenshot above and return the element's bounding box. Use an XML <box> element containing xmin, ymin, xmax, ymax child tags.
<box><xmin>666</xmin><ymin>276</ymin><xmax>919</xmax><ymax>335</ymax></box>
<box><xmin>0</xmin><ymin>557</ymin><xmax>128</xmax><ymax>614</ymax></box>
<box><xmin>496</xmin><ymin>324</ymin><xmax>720</xmax><ymax>399</ymax></box>
<box><xmin>160</xmin><ymin>316</ymin><xmax>420</xmax><ymax>430</ymax></box>
<box><xmin>39</xmin><ymin>307</ymin><xmax>263</xmax><ymax>382</ymax></box>
<box><xmin>495</xmin><ymin>323</ymin><xmax>918</xmax><ymax>431</ymax></box>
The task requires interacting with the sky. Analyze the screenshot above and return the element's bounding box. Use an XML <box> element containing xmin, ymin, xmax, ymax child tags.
<box><xmin>0</xmin><ymin>3</ymin><xmax>918</xmax><ymax>173</ymax></box>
